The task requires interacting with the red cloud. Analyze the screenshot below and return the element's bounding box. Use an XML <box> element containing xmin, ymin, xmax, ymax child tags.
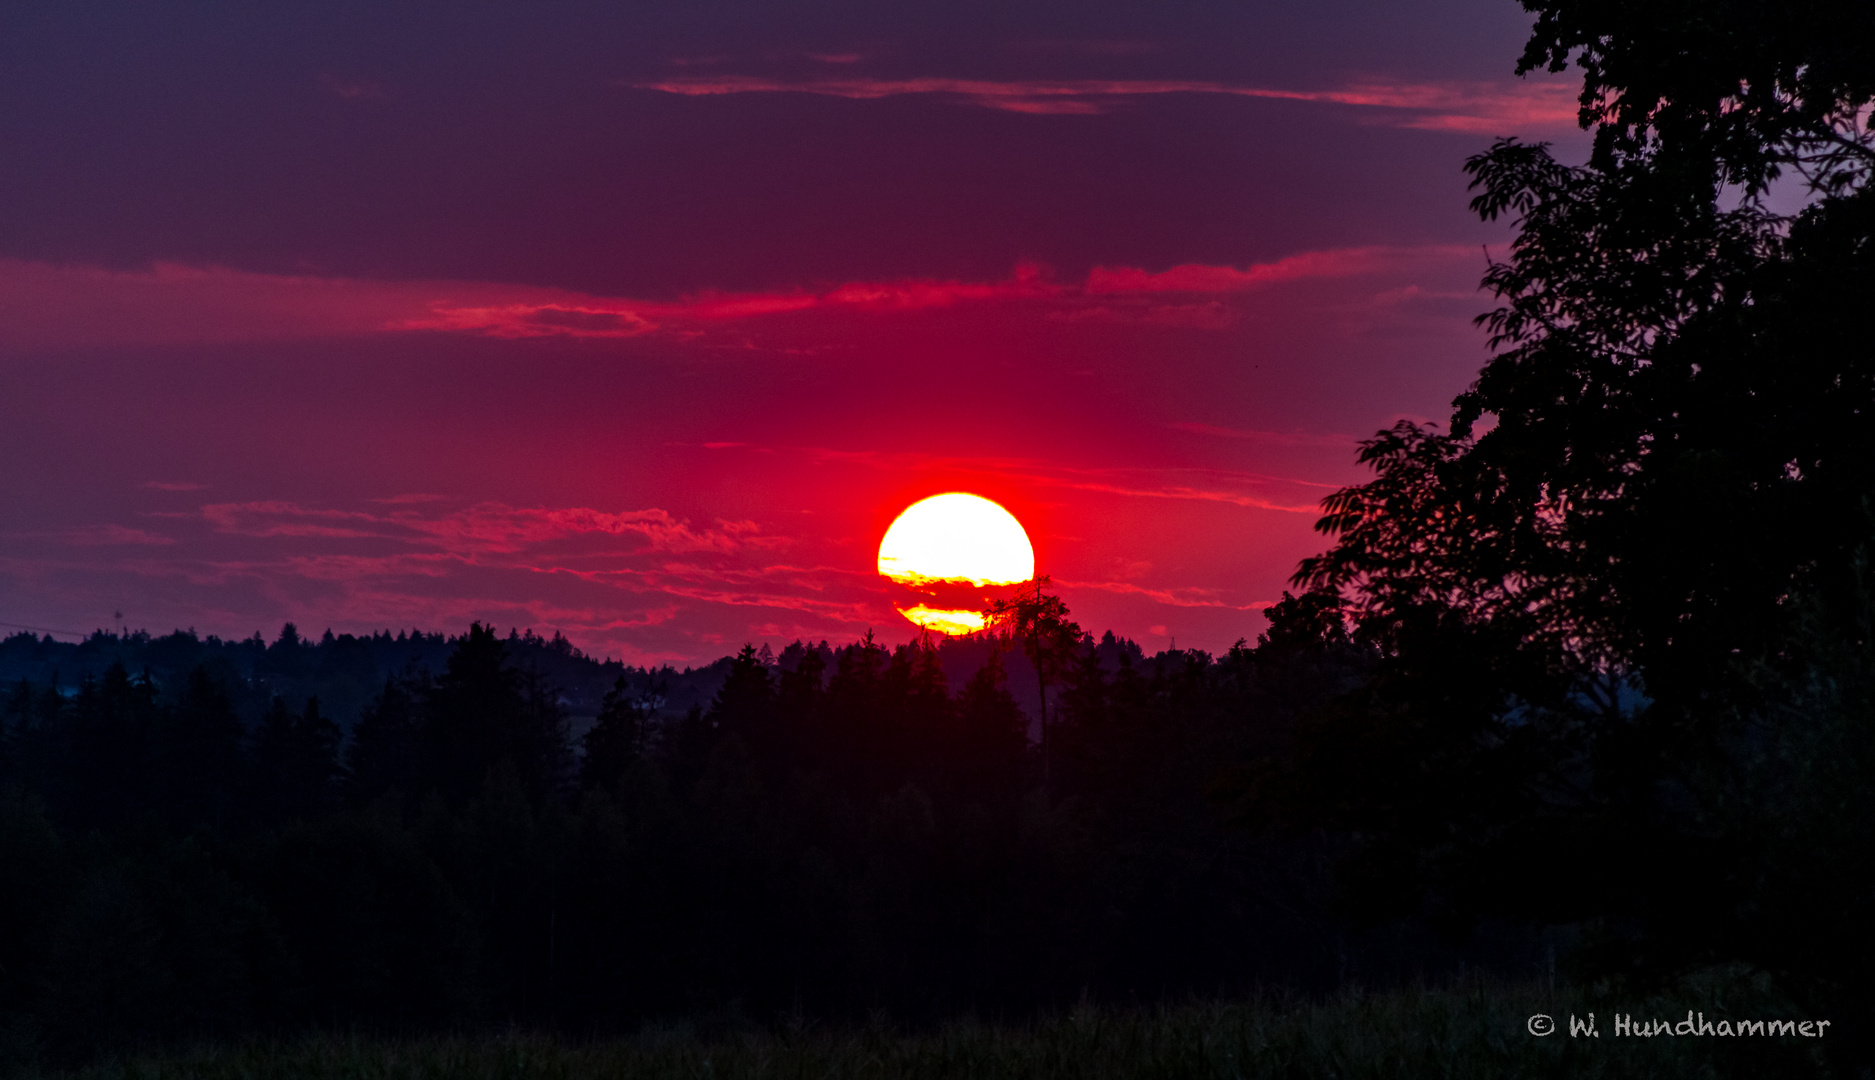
<box><xmin>0</xmin><ymin>245</ymin><xmax>1474</xmax><ymax>350</ymax></box>
<box><xmin>626</xmin><ymin>75</ymin><xmax>1581</xmax><ymax>130</ymax></box>
<box><xmin>1058</xmin><ymin>579</ymin><xmax>1258</xmax><ymax>610</ymax></box>
<box><xmin>201</xmin><ymin>500</ymin><xmax>773</xmax><ymax>556</ymax></box>
<box><xmin>400</xmin><ymin>263</ymin><xmax>1062</xmax><ymax>338</ymax></box>
<box><xmin>1171</xmin><ymin>422</ymin><xmax>1357</xmax><ymax>447</ymax></box>
<box><xmin>1087</xmin><ymin>245</ymin><xmax>1471</xmax><ymax>294</ymax></box>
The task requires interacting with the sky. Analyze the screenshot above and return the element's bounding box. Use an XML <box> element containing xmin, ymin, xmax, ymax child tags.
<box><xmin>0</xmin><ymin>0</ymin><xmax>1589</xmax><ymax>665</ymax></box>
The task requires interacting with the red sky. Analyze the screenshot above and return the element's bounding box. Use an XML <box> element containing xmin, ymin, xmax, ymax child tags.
<box><xmin>0</xmin><ymin>0</ymin><xmax>1589</xmax><ymax>663</ymax></box>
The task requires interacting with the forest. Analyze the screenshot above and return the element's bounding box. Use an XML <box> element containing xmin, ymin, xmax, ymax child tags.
<box><xmin>2</xmin><ymin>605</ymin><xmax>1458</xmax><ymax>1061</ymax></box>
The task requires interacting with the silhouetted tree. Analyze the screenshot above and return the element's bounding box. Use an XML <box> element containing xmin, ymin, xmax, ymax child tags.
<box><xmin>1290</xmin><ymin>0</ymin><xmax>1875</xmax><ymax>1061</ymax></box>
<box><xmin>251</xmin><ymin>695</ymin><xmax>341</xmax><ymax>825</ymax></box>
<box><xmin>156</xmin><ymin>667</ymin><xmax>245</xmax><ymax>833</ymax></box>
<box><xmin>985</xmin><ymin>577</ymin><xmax>1082</xmax><ymax>783</ymax></box>
<box><xmin>420</xmin><ymin>623</ymin><xmax>566</xmax><ymax>806</ymax></box>
<box><xmin>57</xmin><ymin>664</ymin><xmax>158</xmax><ymax>830</ymax></box>
<box><xmin>580</xmin><ymin>674</ymin><xmax>658</xmax><ymax>791</ymax></box>
<box><xmin>349</xmin><ymin>676</ymin><xmax>422</xmax><ymax>806</ymax></box>
<box><xmin>952</xmin><ymin>649</ymin><xmax>1028</xmax><ymax>800</ymax></box>
<box><xmin>707</xmin><ymin>645</ymin><xmax>774</xmax><ymax>751</ymax></box>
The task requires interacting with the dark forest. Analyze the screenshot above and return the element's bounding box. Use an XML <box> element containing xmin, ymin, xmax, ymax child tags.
<box><xmin>2</xmin><ymin>608</ymin><xmax>1426</xmax><ymax>1056</ymax></box>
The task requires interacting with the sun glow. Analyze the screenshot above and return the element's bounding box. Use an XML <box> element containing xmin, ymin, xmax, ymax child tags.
<box><xmin>878</xmin><ymin>493</ymin><xmax>1035</xmax><ymax>635</ymax></box>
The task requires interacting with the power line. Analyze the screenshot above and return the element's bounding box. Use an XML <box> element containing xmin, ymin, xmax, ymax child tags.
<box><xmin>0</xmin><ymin>618</ymin><xmax>94</xmax><ymax>640</ymax></box>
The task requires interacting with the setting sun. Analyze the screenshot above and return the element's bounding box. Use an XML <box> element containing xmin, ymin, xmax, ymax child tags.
<box><xmin>878</xmin><ymin>493</ymin><xmax>1035</xmax><ymax>634</ymax></box>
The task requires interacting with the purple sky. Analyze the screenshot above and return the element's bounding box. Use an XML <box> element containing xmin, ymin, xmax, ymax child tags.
<box><xmin>0</xmin><ymin>0</ymin><xmax>1588</xmax><ymax>664</ymax></box>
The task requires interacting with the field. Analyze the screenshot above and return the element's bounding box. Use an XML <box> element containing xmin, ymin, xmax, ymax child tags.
<box><xmin>25</xmin><ymin>978</ymin><xmax>1833</xmax><ymax>1080</ymax></box>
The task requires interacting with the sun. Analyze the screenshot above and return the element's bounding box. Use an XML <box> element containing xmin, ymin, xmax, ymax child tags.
<box><xmin>878</xmin><ymin>493</ymin><xmax>1035</xmax><ymax>635</ymax></box>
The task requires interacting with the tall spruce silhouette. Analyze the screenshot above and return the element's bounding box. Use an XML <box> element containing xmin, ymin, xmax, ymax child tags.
<box><xmin>419</xmin><ymin>623</ymin><xmax>566</xmax><ymax>806</ymax></box>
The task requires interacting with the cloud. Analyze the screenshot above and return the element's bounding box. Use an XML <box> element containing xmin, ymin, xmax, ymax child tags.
<box><xmin>401</xmin><ymin>246</ymin><xmax>1472</xmax><ymax>340</ymax></box>
<box><xmin>4</xmin><ymin>497</ymin><xmax>874</xmax><ymax>661</ymax></box>
<box><xmin>796</xmin><ymin>447</ymin><xmax>1340</xmax><ymax>515</ymax></box>
<box><xmin>1171</xmin><ymin>422</ymin><xmax>1357</xmax><ymax>447</ymax></box>
<box><xmin>1042</xmin><ymin>478</ymin><xmax>1319</xmax><ymax>514</ymax></box>
<box><xmin>6</xmin><ymin>470</ymin><xmax>1290</xmax><ymax>661</ymax></box>
<box><xmin>1007</xmin><ymin>40</ymin><xmax>1161</xmax><ymax>57</ymax></box>
<box><xmin>405</xmin><ymin>303</ymin><xmax>659</xmax><ymax>339</ymax></box>
<box><xmin>401</xmin><ymin>261</ymin><xmax>1064</xmax><ymax>338</ymax></box>
<box><xmin>0</xmin><ymin>244</ymin><xmax>1477</xmax><ymax>351</ymax></box>
<box><xmin>624</xmin><ymin>75</ymin><xmax>1581</xmax><ymax>131</ymax></box>
<box><xmin>200</xmin><ymin>502</ymin><xmax>386</xmax><ymax>540</ymax></box>
<box><xmin>201</xmin><ymin>500</ymin><xmax>772</xmax><ymax>556</ymax></box>
<box><xmin>0</xmin><ymin>259</ymin><xmax>579</xmax><ymax>352</ymax></box>
<box><xmin>21</xmin><ymin>525</ymin><xmax>178</xmax><ymax>547</ymax></box>
<box><xmin>1059</xmin><ymin>579</ymin><xmax>1258</xmax><ymax>610</ymax></box>
<box><xmin>318</xmin><ymin>74</ymin><xmax>388</xmax><ymax>101</ymax></box>
<box><xmin>1048</xmin><ymin>300</ymin><xmax>1238</xmax><ymax>328</ymax></box>
<box><xmin>1088</xmin><ymin>245</ymin><xmax>1471</xmax><ymax>294</ymax></box>
<box><xmin>409</xmin><ymin>505</ymin><xmax>770</xmax><ymax>556</ymax></box>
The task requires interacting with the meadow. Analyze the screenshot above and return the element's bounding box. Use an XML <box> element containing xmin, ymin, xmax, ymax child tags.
<box><xmin>31</xmin><ymin>978</ymin><xmax>1832</xmax><ymax>1080</ymax></box>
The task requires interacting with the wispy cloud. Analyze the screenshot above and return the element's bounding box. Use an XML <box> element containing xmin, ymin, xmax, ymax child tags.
<box><xmin>625</xmin><ymin>75</ymin><xmax>1580</xmax><ymax>130</ymax></box>
<box><xmin>0</xmin><ymin>244</ymin><xmax>1477</xmax><ymax>351</ymax></box>
<box><xmin>406</xmin><ymin>304</ymin><xmax>660</xmax><ymax>339</ymax></box>
<box><xmin>201</xmin><ymin>500</ymin><xmax>774</xmax><ymax>556</ymax></box>
<box><xmin>403</xmin><ymin>246</ymin><xmax>1461</xmax><ymax>340</ymax></box>
<box><xmin>797</xmin><ymin>447</ymin><xmax>1341</xmax><ymax>514</ymax></box>
<box><xmin>1006</xmin><ymin>40</ymin><xmax>1161</xmax><ymax>57</ymax></box>
<box><xmin>318</xmin><ymin>73</ymin><xmax>388</xmax><ymax>101</ymax></box>
<box><xmin>1059</xmin><ymin>579</ymin><xmax>1258</xmax><ymax>610</ymax></box>
<box><xmin>0</xmin><ymin>259</ymin><xmax>574</xmax><ymax>351</ymax></box>
<box><xmin>1170</xmin><ymin>422</ymin><xmax>1358</xmax><ymax>448</ymax></box>
<box><xmin>1040</xmin><ymin>477</ymin><xmax>1320</xmax><ymax>514</ymax></box>
<box><xmin>141</xmin><ymin>480</ymin><xmax>210</xmax><ymax>492</ymax></box>
<box><xmin>0</xmin><ymin>498</ymin><xmax>869</xmax><ymax>664</ymax></box>
<box><xmin>1086</xmin><ymin>245</ymin><xmax>1469</xmax><ymax>294</ymax></box>
<box><xmin>2</xmin><ymin>525</ymin><xmax>179</xmax><ymax>547</ymax></box>
<box><xmin>399</xmin><ymin>261</ymin><xmax>1066</xmax><ymax>338</ymax></box>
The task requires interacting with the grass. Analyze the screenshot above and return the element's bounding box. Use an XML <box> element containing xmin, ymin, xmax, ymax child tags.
<box><xmin>26</xmin><ymin>977</ymin><xmax>1836</xmax><ymax>1080</ymax></box>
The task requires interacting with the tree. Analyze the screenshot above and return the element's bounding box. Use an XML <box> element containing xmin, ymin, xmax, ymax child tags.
<box><xmin>1291</xmin><ymin>0</ymin><xmax>1875</xmax><ymax>1057</ymax></box>
<box><xmin>706</xmin><ymin>645</ymin><xmax>774</xmax><ymax>748</ymax></box>
<box><xmin>156</xmin><ymin>667</ymin><xmax>245</xmax><ymax>833</ymax></box>
<box><xmin>984</xmin><ymin>576</ymin><xmax>1083</xmax><ymax>783</ymax></box>
<box><xmin>251</xmin><ymin>695</ymin><xmax>341</xmax><ymax>825</ymax></box>
<box><xmin>580</xmin><ymin>674</ymin><xmax>659</xmax><ymax>792</ymax></box>
<box><xmin>56</xmin><ymin>664</ymin><xmax>157</xmax><ymax>830</ymax></box>
<box><xmin>419</xmin><ymin>623</ymin><xmax>568</xmax><ymax>806</ymax></box>
<box><xmin>953</xmin><ymin>649</ymin><xmax>1028</xmax><ymax>800</ymax></box>
<box><xmin>349</xmin><ymin>676</ymin><xmax>422</xmax><ymax>806</ymax></box>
